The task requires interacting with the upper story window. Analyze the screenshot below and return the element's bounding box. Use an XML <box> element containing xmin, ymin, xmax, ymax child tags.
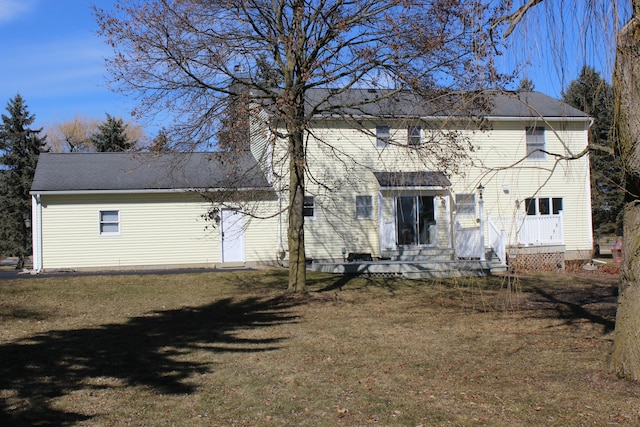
<box><xmin>408</xmin><ymin>125</ymin><xmax>422</xmax><ymax>146</ymax></box>
<box><xmin>355</xmin><ymin>195</ymin><xmax>373</xmax><ymax>219</ymax></box>
<box><xmin>455</xmin><ymin>193</ymin><xmax>476</xmax><ymax>215</ymax></box>
<box><xmin>525</xmin><ymin>197</ymin><xmax>563</xmax><ymax>215</ymax></box>
<box><xmin>303</xmin><ymin>196</ymin><xmax>315</xmax><ymax>218</ymax></box>
<box><xmin>526</xmin><ymin>126</ymin><xmax>546</xmax><ymax>160</ymax></box>
<box><xmin>376</xmin><ymin>125</ymin><xmax>390</xmax><ymax>148</ymax></box>
<box><xmin>99</xmin><ymin>210</ymin><xmax>120</xmax><ymax>235</ymax></box>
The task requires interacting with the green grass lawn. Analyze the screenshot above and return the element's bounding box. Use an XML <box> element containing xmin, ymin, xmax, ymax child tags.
<box><xmin>0</xmin><ymin>268</ymin><xmax>638</xmax><ymax>426</ymax></box>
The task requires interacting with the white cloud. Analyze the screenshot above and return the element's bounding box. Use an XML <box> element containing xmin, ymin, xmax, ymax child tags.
<box><xmin>0</xmin><ymin>0</ymin><xmax>36</xmax><ymax>24</ymax></box>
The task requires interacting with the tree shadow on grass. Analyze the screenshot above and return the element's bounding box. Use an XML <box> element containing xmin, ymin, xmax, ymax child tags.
<box><xmin>0</xmin><ymin>294</ymin><xmax>298</xmax><ymax>426</ymax></box>
<box><xmin>524</xmin><ymin>281</ymin><xmax>618</xmax><ymax>334</ymax></box>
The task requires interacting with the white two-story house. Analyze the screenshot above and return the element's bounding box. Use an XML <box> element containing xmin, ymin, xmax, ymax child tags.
<box><xmin>251</xmin><ymin>89</ymin><xmax>592</xmax><ymax>272</ymax></box>
<box><xmin>29</xmin><ymin>90</ymin><xmax>591</xmax><ymax>274</ymax></box>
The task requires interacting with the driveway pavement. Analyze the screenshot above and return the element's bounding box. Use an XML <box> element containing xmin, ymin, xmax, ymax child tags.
<box><xmin>0</xmin><ymin>265</ymin><xmax>253</xmax><ymax>280</ymax></box>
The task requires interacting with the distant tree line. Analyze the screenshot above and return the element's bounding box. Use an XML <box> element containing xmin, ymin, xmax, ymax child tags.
<box><xmin>47</xmin><ymin>113</ymin><xmax>143</xmax><ymax>153</ymax></box>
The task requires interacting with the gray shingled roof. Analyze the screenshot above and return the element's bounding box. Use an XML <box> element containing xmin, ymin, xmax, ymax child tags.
<box><xmin>303</xmin><ymin>89</ymin><xmax>588</xmax><ymax>119</ymax></box>
<box><xmin>31</xmin><ymin>152</ymin><xmax>271</xmax><ymax>193</ymax></box>
<box><xmin>374</xmin><ymin>171</ymin><xmax>451</xmax><ymax>188</ymax></box>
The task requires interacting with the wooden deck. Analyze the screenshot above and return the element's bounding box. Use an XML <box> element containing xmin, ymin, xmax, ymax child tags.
<box><xmin>310</xmin><ymin>248</ymin><xmax>506</xmax><ymax>278</ymax></box>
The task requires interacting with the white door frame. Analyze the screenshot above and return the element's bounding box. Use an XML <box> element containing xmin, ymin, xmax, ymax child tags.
<box><xmin>220</xmin><ymin>208</ymin><xmax>245</xmax><ymax>263</ymax></box>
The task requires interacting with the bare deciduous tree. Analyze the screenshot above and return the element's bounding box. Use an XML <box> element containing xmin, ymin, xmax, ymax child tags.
<box><xmin>610</xmin><ymin>0</ymin><xmax>640</xmax><ymax>381</ymax></box>
<box><xmin>495</xmin><ymin>0</ymin><xmax>640</xmax><ymax>381</ymax></box>
<box><xmin>46</xmin><ymin>115</ymin><xmax>99</xmax><ymax>152</ymax></box>
<box><xmin>95</xmin><ymin>0</ymin><xmax>506</xmax><ymax>292</ymax></box>
<box><xmin>47</xmin><ymin>115</ymin><xmax>147</xmax><ymax>153</ymax></box>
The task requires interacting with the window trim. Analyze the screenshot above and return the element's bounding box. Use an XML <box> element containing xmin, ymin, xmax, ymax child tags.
<box><xmin>525</xmin><ymin>197</ymin><xmax>563</xmax><ymax>216</ymax></box>
<box><xmin>526</xmin><ymin>126</ymin><xmax>546</xmax><ymax>160</ymax></box>
<box><xmin>552</xmin><ymin>197</ymin><xmax>563</xmax><ymax>215</ymax></box>
<box><xmin>303</xmin><ymin>196</ymin><xmax>315</xmax><ymax>219</ymax></box>
<box><xmin>376</xmin><ymin>125</ymin><xmax>391</xmax><ymax>148</ymax></box>
<box><xmin>99</xmin><ymin>210</ymin><xmax>120</xmax><ymax>235</ymax></box>
<box><xmin>355</xmin><ymin>195</ymin><xmax>374</xmax><ymax>219</ymax></box>
<box><xmin>408</xmin><ymin>125</ymin><xmax>422</xmax><ymax>146</ymax></box>
<box><xmin>455</xmin><ymin>193</ymin><xmax>476</xmax><ymax>215</ymax></box>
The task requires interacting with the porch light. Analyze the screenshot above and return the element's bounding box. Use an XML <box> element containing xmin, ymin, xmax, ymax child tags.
<box><xmin>24</xmin><ymin>215</ymin><xmax>31</xmax><ymax>229</ymax></box>
<box><xmin>341</xmin><ymin>247</ymin><xmax>347</xmax><ymax>262</ymax></box>
<box><xmin>477</xmin><ymin>183</ymin><xmax>484</xmax><ymax>200</ymax></box>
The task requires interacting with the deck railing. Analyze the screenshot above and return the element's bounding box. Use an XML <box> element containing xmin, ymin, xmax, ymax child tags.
<box><xmin>454</xmin><ymin>220</ymin><xmax>483</xmax><ymax>259</ymax></box>
<box><xmin>487</xmin><ymin>219</ymin><xmax>507</xmax><ymax>266</ymax></box>
<box><xmin>488</xmin><ymin>213</ymin><xmax>564</xmax><ymax>247</ymax></box>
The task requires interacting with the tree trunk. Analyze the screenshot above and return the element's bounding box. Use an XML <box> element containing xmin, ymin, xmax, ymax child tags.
<box><xmin>610</xmin><ymin>1</ymin><xmax>640</xmax><ymax>381</ymax></box>
<box><xmin>287</xmin><ymin>126</ymin><xmax>306</xmax><ymax>292</ymax></box>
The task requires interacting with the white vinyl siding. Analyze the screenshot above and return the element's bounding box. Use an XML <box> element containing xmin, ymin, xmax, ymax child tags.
<box><xmin>38</xmin><ymin>193</ymin><xmax>279</xmax><ymax>270</ymax></box>
<box><xmin>247</xmin><ymin>110</ymin><xmax>591</xmax><ymax>261</ymax></box>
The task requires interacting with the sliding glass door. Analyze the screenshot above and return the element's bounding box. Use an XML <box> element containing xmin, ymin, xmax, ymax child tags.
<box><xmin>396</xmin><ymin>195</ymin><xmax>435</xmax><ymax>246</ymax></box>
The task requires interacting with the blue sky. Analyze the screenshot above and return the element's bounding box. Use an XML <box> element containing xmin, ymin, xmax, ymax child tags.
<box><xmin>0</xmin><ymin>0</ymin><xmax>619</xmax><ymax>137</ymax></box>
<box><xmin>0</xmin><ymin>0</ymin><xmax>134</xmax><ymax>132</ymax></box>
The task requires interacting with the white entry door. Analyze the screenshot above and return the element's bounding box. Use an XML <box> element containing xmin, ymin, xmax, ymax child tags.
<box><xmin>221</xmin><ymin>209</ymin><xmax>245</xmax><ymax>263</ymax></box>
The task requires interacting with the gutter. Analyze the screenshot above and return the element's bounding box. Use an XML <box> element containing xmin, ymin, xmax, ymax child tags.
<box><xmin>314</xmin><ymin>114</ymin><xmax>591</xmax><ymax>123</ymax></box>
<box><xmin>29</xmin><ymin>186</ymin><xmax>273</xmax><ymax>196</ymax></box>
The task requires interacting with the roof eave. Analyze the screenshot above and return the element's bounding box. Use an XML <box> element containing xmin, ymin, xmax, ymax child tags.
<box><xmin>30</xmin><ymin>187</ymin><xmax>273</xmax><ymax>196</ymax></box>
<box><xmin>311</xmin><ymin>114</ymin><xmax>590</xmax><ymax>122</ymax></box>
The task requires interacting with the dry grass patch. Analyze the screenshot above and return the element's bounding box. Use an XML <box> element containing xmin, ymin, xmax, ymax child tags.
<box><xmin>0</xmin><ymin>269</ymin><xmax>638</xmax><ymax>426</ymax></box>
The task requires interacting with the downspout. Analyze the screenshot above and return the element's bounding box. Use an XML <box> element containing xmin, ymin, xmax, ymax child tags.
<box><xmin>277</xmin><ymin>179</ymin><xmax>285</xmax><ymax>266</ymax></box>
<box><xmin>585</xmin><ymin>117</ymin><xmax>595</xmax><ymax>252</ymax></box>
<box><xmin>31</xmin><ymin>194</ymin><xmax>42</xmax><ymax>273</ymax></box>
<box><xmin>449</xmin><ymin>190</ymin><xmax>455</xmax><ymax>255</ymax></box>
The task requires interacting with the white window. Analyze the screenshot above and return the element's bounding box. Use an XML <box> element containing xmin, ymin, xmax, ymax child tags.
<box><xmin>455</xmin><ymin>193</ymin><xmax>476</xmax><ymax>215</ymax></box>
<box><xmin>303</xmin><ymin>196</ymin><xmax>315</xmax><ymax>218</ymax></box>
<box><xmin>376</xmin><ymin>125</ymin><xmax>390</xmax><ymax>148</ymax></box>
<box><xmin>525</xmin><ymin>197</ymin><xmax>563</xmax><ymax>215</ymax></box>
<box><xmin>99</xmin><ymin>210</ymin><xmax>120</xmax><ymax>235</ymax></box>
<box><xmin>526</xmin><ymin>126</ymin><xmax>545</xmax><ymax>160</ymax></box>
<box><xmin>355</xmin><ymin>195</ymin><xmax>373</xmax><ymax>219</ymax></box>
<box><xmin>408</xmin><ymin>125</ymin><xmax>422</xmax><ymax>145</ymax></box>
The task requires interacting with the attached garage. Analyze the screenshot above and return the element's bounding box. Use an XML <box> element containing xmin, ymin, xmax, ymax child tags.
<box><xmin>30</xmin><ymin>152</ymin><xmax>280</xmax><ymax>272</ymax></box>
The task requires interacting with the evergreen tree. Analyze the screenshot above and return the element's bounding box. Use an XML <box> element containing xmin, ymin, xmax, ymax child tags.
<box><xmin>562</xmin><ymin>66</ymin><xmax>623</xmax><ymax>237</ymax></box>
<box><xmin>0</xmin><ymin>94</ymin><xmax>48</xmax><ymax>269</ymax></box>
<box><xmin>91</xmin><ymin>114</ymin><xmax>136</xmax><ymax>152</ymax></box>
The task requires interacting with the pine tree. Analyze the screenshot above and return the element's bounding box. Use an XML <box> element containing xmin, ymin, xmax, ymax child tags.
<box><xmin>562</xmin><ymin>66</ymin><xmax>623</xmax><ymax>237</ymax></box>
<box><xmin>91</xmin><ymin>114</ymin><xmax>136</xmax><ymax>152</ymax></box>
<box><xmin>0</xmin><ymin>94</ymin><xmax>48</xmax><ymax>269</ymax></box>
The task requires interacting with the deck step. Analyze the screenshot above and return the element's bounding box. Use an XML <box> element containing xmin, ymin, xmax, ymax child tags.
<box><xmin>313</xmin><ymin>248</ymin><xmax>506</xmax><ymax>279</ymax></box>
<box><xmin>311</xmin><ymin>259</ymin><xmax>492</xmax><ymax>278</ymax></box>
